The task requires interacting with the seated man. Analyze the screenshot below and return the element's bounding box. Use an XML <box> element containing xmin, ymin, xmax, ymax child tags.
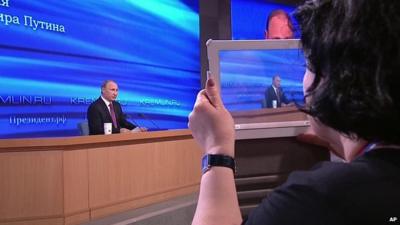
<box><xmin>87</xmin><ymin>80</ymin><xmax>141</xmax><ymax>135</ymax></box>
<box><xmin>264</xmin><ymin>75</ymin><xmax>293</xmax><ymax>108</ymax></box>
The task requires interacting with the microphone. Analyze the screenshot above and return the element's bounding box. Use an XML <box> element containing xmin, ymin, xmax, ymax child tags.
<box><xmin>138</xmin><ymin>113</ymin><xmax>160</xmax><ymax>130</ymax></box>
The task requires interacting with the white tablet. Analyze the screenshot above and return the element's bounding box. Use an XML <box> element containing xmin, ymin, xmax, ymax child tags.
<box><xmin>206</xmin><ymin>39</ymin><xmax>309</xmax><ymax>139</ymax></box>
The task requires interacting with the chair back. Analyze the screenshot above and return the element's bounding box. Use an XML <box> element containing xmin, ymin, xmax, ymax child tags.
<box><xmin>77</xmin><ymin>121</ymin><xmax>89</xmax><ymax>136</ymax></box>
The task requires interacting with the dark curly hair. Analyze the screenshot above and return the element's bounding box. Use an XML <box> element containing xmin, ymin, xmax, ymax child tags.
<box><xmin>294</xmin><ymin>0</ymin><xmax>400</xmax><ymax>144</ymax></box>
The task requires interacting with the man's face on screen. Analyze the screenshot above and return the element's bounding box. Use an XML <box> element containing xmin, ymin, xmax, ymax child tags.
<box><xmin>265</xmin><ymin>15</ymin><xmax>294</xmax><ymax>39</ymax></box>
<box><xmin>273</xmin><ymin>76</ymin><xmax>281</xmax><ymax>88</ymax></box>
<box><xmin>102</xmin><ymin>81</ymin><xmax>118</xmax><ymax>101</ymax></box>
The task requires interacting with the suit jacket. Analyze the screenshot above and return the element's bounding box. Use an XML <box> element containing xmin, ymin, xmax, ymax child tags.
<box><xmin>264</xmin><ymin>85</ymin><xmax>289</xmax><ymax>108</ymax></box>
<box><xmin>87</xmin><ymin>97</ymin><xmax>136</xmax><ymax>135</ymax></box>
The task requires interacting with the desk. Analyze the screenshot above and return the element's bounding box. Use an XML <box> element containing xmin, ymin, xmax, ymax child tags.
<box><xmin>0</xmin><ymin>130</ymin><xmax>202</xmax><ymax>225</ymax></box>
<box><xmin>230</xmin><ymin>106</ymin><xmax>307</xmax><ymax>124</ymax></box>
<box><xmin>231</xmin><ymin>107</ymin><xmax>309</xmax><ymax>140</ymax></box>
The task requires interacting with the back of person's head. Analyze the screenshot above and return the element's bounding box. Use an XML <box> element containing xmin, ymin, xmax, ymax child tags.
<box><xmin>295</xmin><ymin>0</ymin><xmax>400</xmax><ymax>144</ymax></box>
<box><xmin>265</xmin><ymin>9</ymin><xmax>294</xmax><ymax>39</ymax></box>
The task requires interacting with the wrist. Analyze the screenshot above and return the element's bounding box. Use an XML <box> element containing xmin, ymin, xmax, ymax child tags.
<box><xmin>206</xmin><ymin>145</ymin><xmax>235</xmax><ymax>158</ymax></box>
<box><xmin>201</xmin><ymin>154</ymin><xmax>236</xmax><ymax>174</ymax></box>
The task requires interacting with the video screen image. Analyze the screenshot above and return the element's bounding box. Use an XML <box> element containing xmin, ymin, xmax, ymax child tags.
<box><xmin>219</xmin><ymin>48</ymin><xmax>305</xmax><ymax>112</ymax></box>
<box><xmin>231</xmin><ymin>0</ymin><xmax>298</xmax><ymax>40</ymax></box>
<box><xmin>0</xmin><ymin>0</ymin><xmax>200</xmax><ymax>138</ymax></box>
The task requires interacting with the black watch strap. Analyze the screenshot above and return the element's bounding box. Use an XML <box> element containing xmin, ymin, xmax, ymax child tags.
<box><xmin>201</xmin><ymin>154</ymin><xmax>236</xmax><ymax>174</ymax></box>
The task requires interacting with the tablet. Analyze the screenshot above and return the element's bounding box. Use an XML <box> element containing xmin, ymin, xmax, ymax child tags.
<box><xmin>206</xmin><ymin>39</ymin><xmax>309</xmax><ymax>139</ymax></box>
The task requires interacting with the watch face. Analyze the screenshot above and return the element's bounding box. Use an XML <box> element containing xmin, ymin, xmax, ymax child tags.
<box><xmin>201</xmin><ymin>154</ymin><xmax>236</xmax><ymax>174</ymax></box>
<box><xmin>201</xmin><ymin>155</ymin><xmax>210</xmax><ymax>174</ymax></box>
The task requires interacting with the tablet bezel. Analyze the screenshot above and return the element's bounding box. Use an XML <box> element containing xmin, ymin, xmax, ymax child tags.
<box><xmin>206</xmin><ymin>39</ymin><xmax>309</xmax><ymax>139</ymax></box>
<box><xmin>206</xmin><ymin>39</ymin><xmax>302</xmax><ymax>91</ymax></box>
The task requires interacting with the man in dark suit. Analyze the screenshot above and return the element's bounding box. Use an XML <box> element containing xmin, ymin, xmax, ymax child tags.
<box><xmin>264</xmin><ymin>75</ymin><xmax>292</xmax><ymax>108</ymax></box>
<box><xmin>87</xmin><ymin>80</ymin><xmax>139</xmax><ymax>135</ymax></box>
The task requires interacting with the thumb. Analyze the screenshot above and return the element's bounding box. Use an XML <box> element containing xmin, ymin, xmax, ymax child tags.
<box><xmin>205</xmin><ymin>78</ymin><xmax>223</xmax><ymax>107</ymax></box>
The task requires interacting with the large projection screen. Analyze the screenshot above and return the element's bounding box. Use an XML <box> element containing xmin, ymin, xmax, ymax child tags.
<box><xmin>0</xmin><ymin>0</ymin><xmax>200</xmax><ymax>138</ymax></box>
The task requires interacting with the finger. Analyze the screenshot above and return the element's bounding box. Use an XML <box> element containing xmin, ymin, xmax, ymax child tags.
<box><xmin>205</xmin><ymin>78</ymin><xmax>223</xmax><ymax>107</ymax></box>
<box><xmin>194</xmin><ymin>89</ymin><xmax>210</xmax><ymax>107</ymax></box>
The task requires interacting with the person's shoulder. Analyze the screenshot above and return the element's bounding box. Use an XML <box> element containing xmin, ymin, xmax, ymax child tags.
<box><xmin>112</xmin><ymin>101</ymin><xmax>123</xmax><ymax>111</ymax></box>
<box><xmin>281</xmin><ymin>150</ymin><xmax>400</xmax><ymax>209</ymax></box>
<box><xmin>363</xmin><ymin>148</ymin><xmax>400</xmax><ymax>164</ymax></box>
<box><xmin>113</xmin><ymin>100</ymin><xmax>122</xmax><ymax>106</ymax></box>
<box><xmin>281</xmin><ymin>161</ymin><xmax>352</xmax><ymax>194</ymax></box>
<box><xmin>286</xmin><ymin>151</ymin><xmax>400</xmax><ymax>192</ymax></box>
<box><xmin>88</xmin><ymin>97</ymin><xmax>103</xmax><ymax>109</ymax></box>
<box><xmin>246</xmin><ymin>162</ymin><xmax>345</xmax><ymax>225</ymax></box>
<box><xmin>248</xmin><ymin>154</ymin><xmax>400</xmax><ymax>224</ymax></box>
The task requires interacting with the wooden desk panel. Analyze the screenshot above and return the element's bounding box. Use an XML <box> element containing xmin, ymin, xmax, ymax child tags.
<box><xmin>0</xmin><ymin>151</ymin><xmax>64</xmax><ymax>221</ymax></box>
<box><xmin>87</xmin><ymin>139</ymin><xmax>201</xmax><ymax>219</ymax></box>
<box><xmin>0</xmin><ymin>130</ymin><xmax>202</xmax><ymax>225</ymax></box>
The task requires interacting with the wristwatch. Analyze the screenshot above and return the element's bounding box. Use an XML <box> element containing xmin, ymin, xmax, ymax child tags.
<box><xmin>201</xmin><ymin>154</ymin><xmax>236</xmax><ymax>174</ymax></box>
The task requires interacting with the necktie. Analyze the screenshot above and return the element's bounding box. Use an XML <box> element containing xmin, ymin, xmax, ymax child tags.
<box><xmin>109</xmin><ymin>102</ymin><xmax>118</xmax><ymax>128</ymax></box>
<box><xmin>276</xmin><ymin>88</ymin><xmax>281</xmax><ymax>105</ymax></box>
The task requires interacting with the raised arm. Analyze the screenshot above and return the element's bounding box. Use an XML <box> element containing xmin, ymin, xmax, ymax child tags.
<box><xmin>189</xmin><ymin>78</ymin><xmax>242</xmax><ymax>225</ymax></box>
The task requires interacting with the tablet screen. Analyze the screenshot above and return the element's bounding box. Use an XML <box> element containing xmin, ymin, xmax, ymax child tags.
<box><xmin>219</xmin><ymin>48</ymin><xmax>305</xmax><ymax>112</ymax></box>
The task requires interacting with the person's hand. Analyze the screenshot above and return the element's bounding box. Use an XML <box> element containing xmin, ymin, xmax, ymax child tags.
<box><xmin>188</xmin><ymin>78</ymin><xmax>235</xmax><ymax>157</ymax></box>
<box><xmin>282</xmin><ymin>102</ymin><xmax>295</xmax><ymax>107</ymax></box>
<box><xmin>287</xmin><ymin>102</ymin><xmax>295</xmax><ymax>107</ymax></box>
<box><xmin>120</xmin><ymin>128</ymin><xmax>131</xmax><ymax>133</ymax></box>
<box><xmin>130</xmin><ymin>127</ymin><xmax>147</xmax><ymax>133</ymax></box>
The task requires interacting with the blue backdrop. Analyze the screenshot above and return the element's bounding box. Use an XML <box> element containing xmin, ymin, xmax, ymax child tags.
<box><xmin>0</xmin><ymin>0</ymin><xmax>200</xmax><ymax>138</ymax></box>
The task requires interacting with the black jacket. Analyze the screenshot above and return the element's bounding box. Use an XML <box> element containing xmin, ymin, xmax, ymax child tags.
<box><xmin>244</xmin><ymin>148</ymin><xmax>400</xmax><ymax>225</ymax></box>
<box><xmin>264</xmin><ymin>85</ymin><xmax>289</xmax><ymax>108</ymax></box>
